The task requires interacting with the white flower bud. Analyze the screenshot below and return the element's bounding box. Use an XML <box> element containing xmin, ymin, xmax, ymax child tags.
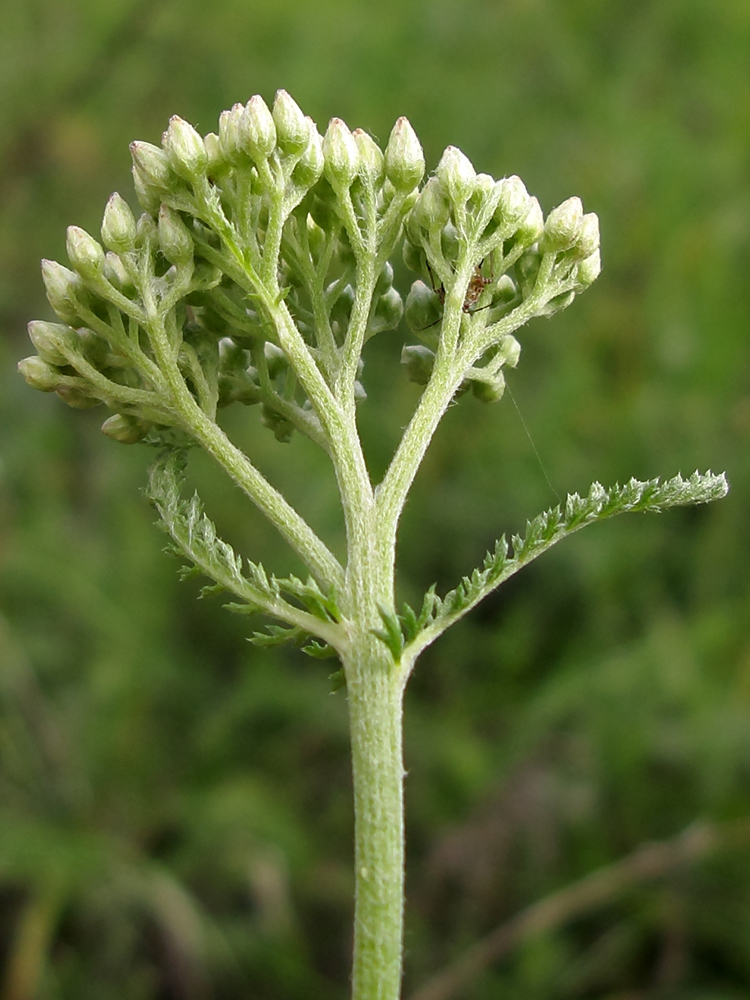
<box><xmin>353</xmin><ymin>129</ymin><xmax>385</xmax><ymax>185</ymax></box>
<box><xmin>162</xmin><ymin>116</ymin><xmax>207</xmax><ymax>182</ymax></box>
<box><xmin>41</xmin><ymin>259</ymin><xmax>83</xmax><ymax>323</ymax></box>
<box><xmin>272</xmin><ymin>90</ymin><xmax>309</xmax><ymax>154</ymax></box>
<box><xmin>514</xmin><ymin>197</ymin><xmax>544</xmax><ymax>246</ymax></box>
<box><xmin>66</xmin><ymin>226</ymin><xmax>105</xmax><ymax>280</ymax></box>
<box><xmin>540</xmin><ymin>196</ymin><xmax>584</xmax><ymax>254</ymax></box>
<box><xmin>323</xmin><ymin>118</ymin><xmax>359</xmax><ymax>189</ymax></box>
<box><xmin>130</xmin><ymin>141</ymin><xmax>173</xmax><ymax>191</ymax></box>
<box><xmin>241</xmin><ymin>95</ymin><xmax>277</xmax><ymax>161</ymax></box>
<box><xmin>218</xmin><ymin>103</ymin><xmax>245</xmax><ymax>161</ymax></box>
<box><xmin>493</xmin><ymin>176</ymin><xmax>530</xmax><ymax>229</ymax></box>
<box><xmin>158</xmin><ymin>206</ymin><xmax>193</xmax><ymax>266</ymax></box>
<box><xmin>384</xmin><ymin>117</ymin><xmax>424</xmax><ymax>192</ymax></box>
<box><xmin>436</xmin><ymin>146</ymin><xmax>476</xmax><ymax>206</ymax></box>
<box><xmin>292</xmin><ymin>118</ymin><xmax>324</xmax><ymax>188</ymax></box>
<box><xmin>576</xmin><ymin>248</ymin><xmax>602</xmax><ymax>287</ymax></box>
<box><xmin>27</xmin><ymin>320</ymin><xmax>75</xmax><ymax>366</ymax></box>
<box><xmin>18</xmin><ymin>356</ymin><xmax>62</xmax><ymax>392</ymax></box>
<box><xmin>101</xmin><ymin>192</ymin><xmax>137</xmax><ymax>254</ymax></box>
<box><xmin>575</xmin><ymin>212</ymin><xmax>600</xmax><ymax>258</ymax></box>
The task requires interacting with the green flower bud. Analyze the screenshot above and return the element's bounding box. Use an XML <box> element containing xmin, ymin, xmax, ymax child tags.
<box><xmin>576</xmin><ymin>248</ymin><xmax>602</xmax><ymax>287</ymax></box>
<box><xmin>103</xmin><ymin>251</ymin><xmax>134</xmax><ymax>292</ymax></box>
<box><xmin>66</xmin><ymin>226</ymin><xmax>105</xmax><ymax>280</ymax></box>
<box><xmin>402</xmin><ymin>237</ymin><xmax>428</xmax><ymax>279</ymax></box>
<box><xmin>384</xmin><ymin>117</ymin><xmax>424</xmax><ymax>192</ymax></box>
<box><xmin>353</xmin><ymin>129</ymin><xmax>385</xmax><ymax>186</ymax></box>
<box><xmin>540</xmin><ymin>289</ymin><xmax>576</xmax><ymax>316</ymax></box>
<box><xmin>56</xmin><ymin>386</ymin><xmax>101</xmax><ymax>409</ymax></box>
<box><xmin>493</xmin><ymin>175</ymin><xmax>530</xmax><ymax>229</ymax></box>
<box><xmin>401</xmin><ymin>344</ymin><xmax>435</xmax><ymax>385</ymax></box>
<box><xmin>375</xmin><ymin>261</ymin><xmax>394</xmax><ymax>296</ymax></box>
<box><xmin>405</xmin><ymin>280</ymin><xmax>442</xmax><ymax>334</ymax></box>
<box><xmin>130</xmin><ymin>141</ymin><xmax>173</xmax><ymax>192</ymax></box>
<box><xmin>162</xmin><ymin>116</ymin><xmax>207</xmax><ymax>182</ymax></box>
<box><xmin>323</xmin><ymin>118</ymin><xmax>359</xmax><ymax>190</ymax></box>
<box><xmin>516</xmin><ymin>248</ymin><xmax>542</xmax><ymax>294</ymax></box>
<box><xmin>101</xmin><ymin>192</ymin><xmax>137</xmax><ymax>254</ymax></box>
<box><xmin>368</xmin><ymin>286</ymin><xmax>403</xmax><ymax>336</ymax></box>
<box><xmin>131</xmin><ymin>164</ymin><xmax>161</xmax><ymax>215</ymax></box>
<box><xmin>513</xmin><ymin>197</ymin><xmax>544</xmax><ymax>247</ymax></box>
<box><xmin>272</xmin><ymin>90</ymin><xmax>309</xmax><ymax>154</ymax></box>
<box><xmin>540</xmin><ymin>196</ymin><xmax>584</xmax><ymax>254</ymax></box>
<box><xmin>27</xmin><ymin>320</ymin><xmax>75</xmax><ymax>365</ymax></box>
<box><xmin>218</xmin><ymin>104</ymin><xmax>245</xmax><ymax>162</ymax></box>
<box><xmin>261</xmin><ymin>404</ymin><xmax>294</xmax><ymax>443</ymax></box>
<box><xmin>18</xmin><ymin>355</ymin><xmax>62</xmax><ymax>391</ymax></box>
<box><xmin>264</xmin><ymin>342</ymin><xmax>288</xmax><ymax>378</ymax></box>
<box><xmin>241</xmin><ymin>95</ymin><xmax>277</xmax><ymax>161</ymax></box>
<box><xmin>41</xmin><ymin>259</ymin><xmax>84</xmax><ymax>323</ymax></box>
<box><xmin>101</xmin><ymin>413</ymin><xmax>150</xmax><ymax>444</ymax></box>
<box><xmin>158</xmin><ymin>205</ymin><xmax>193</xmax><ymax>266</ymax></box>
<box><xmin>136</xmin><ymin>212</ymin><xmax>159</xmax><ymax>248</ymax></box>
<box><xmin>411</xmin><ymin>176</ymin><xmax>451</xmax><ymax>234</ymax></box>
<box><xmin>203</xmin><ymin>132</ymin><xmax>225</xmax><ymax>175</ymax></box>
<box><xmin>573</xmin><ymin>212</ymin><xmax>600</xmax><ymax>259</ymax></box>
<box><xmin>470</xmin><ymin>370</ymin><xmax>505</xmax><ymax>403</ymax></box>
<box><xmin>498</xmin><ymin>333</ymin><xmax>521</xmax><ymax>368</ymax></box>
<box><xmin>436</xmin><ymin>146</ymin><xmax>476</xmax><ymax>206</ymax></box>
<box><xmin>292</xmin><ymin>119</ymin><xmax>324</xmax><ymax>188</ymax></box>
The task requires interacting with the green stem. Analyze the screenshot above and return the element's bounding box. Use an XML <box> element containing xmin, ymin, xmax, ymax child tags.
<box><xmin>345</xmin><ymin>632</ymin><xmax>407</xmax><ymax>1000</ymax></box>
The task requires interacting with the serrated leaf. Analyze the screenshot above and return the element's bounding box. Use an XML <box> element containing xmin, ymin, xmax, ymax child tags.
<box><xmin>301</xmin><ymin>640</ymin><xmax>339</xmax><ymax>660</ymax></box>
<box><xmin>406</xmin><ymin>471</ymin><xmax>728</xmax><ymax>657</ymax></box>
<box><xmin>372</xmin><ymin>606</ymin><xmax>405</xmax><ymax>661</ymax></box>
<box><xmin>328</xmin><ymin>668</ymin><xmax>346</xmax><ymax>693</ymax></box>
<box><xmin>249</xmin><ymin>625</ymin><xmax>306</xmax><ymax>648</ymax></box>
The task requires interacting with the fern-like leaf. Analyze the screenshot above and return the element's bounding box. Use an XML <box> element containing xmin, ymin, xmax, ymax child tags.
<box><xmin>405</xmin><ymin>471</ymin><xmax>727</xmax><ymax>658</ymax></box>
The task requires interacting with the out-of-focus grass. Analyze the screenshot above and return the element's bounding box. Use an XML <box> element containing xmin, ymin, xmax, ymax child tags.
<box><xmin>1</xmin><ymin>1</ymin><xmax>749</xmax><ymax>996</ymax></box>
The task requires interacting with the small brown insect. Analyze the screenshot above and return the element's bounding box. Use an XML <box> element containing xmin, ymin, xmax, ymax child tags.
<box><xmin>429</xmin><ymin>262</ymin><xmax>493</xmax><ymax>313</ymax></box>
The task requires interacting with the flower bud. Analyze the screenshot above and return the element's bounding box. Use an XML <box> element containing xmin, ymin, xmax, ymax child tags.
<box><xmin>498</xmin><ymin>333</ymin><xmax>521</xmax><ymax>368</ymax></box>
<box><xmin>292</xmin><ymin>119</ymin><xmax>324</xmax><ymax>188</ymax></box>
<box><xmin>401</xmin><ymin>344</ymin><xmax>435</xmax><ymax>385</ymax></box>
<box><xmin>18</xmin><ymin>356</ymin><xmax>62</xmax><ymax>392</ymax></box>
<box><xmin>218</xmin><ymin>103</ymin><xmax>245</xmax><ymax>161</ymax></box>
<box><xmin>41</xmin><ymin>259</ymin><xmax>84</xmax><ymax>323</ymax></box>
<box><xmin>162</xmin><ymin>116</ymin><xmax>207</xmax><ymax>182</ymax></box>
<box><xmin>103</xmin><ymin>251</ymin><xmax>134</xmax><ymax>292</ymax></box>
<box><xmin>368</xmin><ymin>286</ymin><xmax>403</xmax><ymax>335</ymax></box>
<box><xmin>66</xmin><ymin>226</ymin><xmax>105</xmax><ymax>280</ymax></box>
<box><xmin>136</xmin><ymin>212</ymin><xmax>159</xmax><ymax>248</ymax></box>
<box><xmin>384</xmin><ymin>117</ymin><xmax>424</xmax><ymax>192</ymax></box>
<box><xmin>241</xmin><ymin>95</ymin><xmax>277</xmax><ymax>161</ymax></box>
<box><xmin>540</xmin><ymin>196</ymin><xmax>584</xmax><ymax>254</ymax></box>
<box><xmin>353</xmin><ymin>129</ymin><xmax>384</xmax><ymax>186</ymax></box>
<box><xmin>493</xmin><ymin>176</ymin><xmax>530</xmax><ymax>229</ymax></box>
<box><xmin>56</xmin><ymin>386</ymin><xmax>101</xmax><ymax>409</ymax></box>
<box><xmin>405</xmin><ymin>280</ymin><xmax>442</xmax><ymax>334</ymax></box>
<box><xmin>101</xmin><ymin>192</ymin><xmax>137</xmax><ymax>254</ymax></box>
<box><xmin>574</xmin><ymin>212</ymin><xmax>600</xmax><ymax>259</ymax></box>
<box><xmin>101</xmin><ymin>413</ymin><xmax>150</xmax><ymax>444</ymax></box>
<box><xmin>576</xmin><ymin>248</ymin><xmax>602</xmax><ymax>287</ymax></box>
<box><xmin>203</xmin><ymin>132</ymin><xmax>225</xmax><ymax>175</ymax></box>
<box><xmin>323</xmin><ymin>118</ymin><xmax>359</xmax><ymax>189</ymax></box>
<box><xmin>272</xmin><ymin>90</ymin><xmax>309</xmax><ymax>154</ymax></box>
<box><xmin>158</xmin><ymin>205</ymin><xmax>193</xmax><ymax>266</ymax></box>
<box><xmin>130</xmin><ymin>141</ymin><xmax>173</xmax><ymax>192</ymax></box>
<box><xmin>513</xmin><ymin>196</ymin><xmax>544</xmax><ymax>246</ymax></box>
<box><xmin>27</xmin><ymin>320</ymin><xmax>75</xmax><ymax>366</ymax></box>
<box><xmin>436</xmin><ymin>146</ymin><xmax>476</xmax><ymax>206</ymax></box>
<box><xmin>402</xmin><ymin>238</ymin><xmax>428</xmax><ymax>278</ymax></box>
<box><xmin>470</xmin><ymin>371</ymin><xmax>505</xmax><ymax>403</ymax></box>
<box><xmin>412</xmin><ymin>176</ymin><xmax>451</xmax><ymax>233</ymax></box>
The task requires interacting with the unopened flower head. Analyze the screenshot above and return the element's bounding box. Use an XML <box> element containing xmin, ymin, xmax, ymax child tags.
<box><xmin>272</xmin><ymin>90</ymin><xmax>309</xmax><ymax>154</ymax></box>
<box><xmin>66</xmin><ymin>226</ymin><xmax>105</xmax><ymax>280</ymax></box>
<box><xmin>241</xmin><ymin>95</ymin><xmax>277</xmax><ymax>162</ymax></box>
<box><xmin>101</xmin><ymin>192</ymin><xmax>137</xmax><ymax>254</ymax></box>
<box><xmin>436</xmin><ymin>146</ymin><xmax>476</xmax><ymax>207</ymax></box>
<box><xmin>384</xmin><ymin>117</ymin><xmax>425</xmax><ymax>192</ymax></box>
<box><xmin>323</xmin><ymin>118</ymin><xmax>360</xmax><ymax>189</ymax></box>
<box><xmin>162</xmin><ymin>116</ymin><xmax>208</xmax><ymax>183</ymax></box>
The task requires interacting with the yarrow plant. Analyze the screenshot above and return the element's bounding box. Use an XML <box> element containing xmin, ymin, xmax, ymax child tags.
<box><xmin>19</xmin><ymin>91</ymin><xmax>727</xmax><ymax>999</ymax></box>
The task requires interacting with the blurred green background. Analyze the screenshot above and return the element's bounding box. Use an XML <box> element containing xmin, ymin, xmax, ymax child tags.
<box><xmin>1</xmin><ymin>1</ymin><xmax>749</xmax><ymax>997</ymax></box>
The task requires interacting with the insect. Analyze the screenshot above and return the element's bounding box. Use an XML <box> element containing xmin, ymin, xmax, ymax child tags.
<box><xmin>429</xmin><ymin>261</ymin><xmax>493</xmax><ymax>314</ymax></box>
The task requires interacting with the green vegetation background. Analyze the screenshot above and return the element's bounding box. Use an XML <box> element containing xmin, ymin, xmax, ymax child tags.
<box><xmin>1</xmin><ymin>1</ymin><xmax>749</xmax><ymax>997</ymax></box>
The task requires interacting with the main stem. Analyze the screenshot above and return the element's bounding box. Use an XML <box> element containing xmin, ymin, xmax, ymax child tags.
<box><xmin>345</xmin><ymin>632</ymin><xmax>406</xmax><ymax>1000</ymax></box>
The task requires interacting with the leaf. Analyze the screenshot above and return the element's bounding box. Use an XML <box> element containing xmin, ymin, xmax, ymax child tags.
<box><xmin>406</xmin><ymin>471</ymin><xmax>728</xmax><ymax>655</ymax></box>
<box><xmin>372</xmin><ymin>606</ymin><xmax>405</xmax><ymax>661</ymax></box>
